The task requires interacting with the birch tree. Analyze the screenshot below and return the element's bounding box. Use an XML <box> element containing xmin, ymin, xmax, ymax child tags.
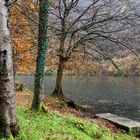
<box><xmin>0</xmin><ymin>0</ymin><xmax>19</xmax><ymax>138</ymax></box>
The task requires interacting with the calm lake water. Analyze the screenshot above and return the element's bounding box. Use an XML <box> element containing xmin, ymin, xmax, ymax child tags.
<box><xmin>16</xmin><ymin>76</ymin><xmax>140</xmax><ymax>122</ymax></box>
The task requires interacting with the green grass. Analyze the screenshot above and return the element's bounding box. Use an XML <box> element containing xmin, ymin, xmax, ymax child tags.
<box><xmin>5</xmin><ymin>107</ymin><xmax>135</xmax><ymax>140</ymax></box>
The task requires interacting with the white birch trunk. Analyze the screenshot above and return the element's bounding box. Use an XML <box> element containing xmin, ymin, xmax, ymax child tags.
<box><xmin>0</xmin><ymin>0</ymin><xmax>19</xmax><ymax>137</ymax></box>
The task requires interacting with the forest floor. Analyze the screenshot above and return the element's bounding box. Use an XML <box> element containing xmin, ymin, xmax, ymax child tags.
<box><xmin>14</xmin><ymin>89</ymin><xmax>138</xmax><ymax>140</ymax></box>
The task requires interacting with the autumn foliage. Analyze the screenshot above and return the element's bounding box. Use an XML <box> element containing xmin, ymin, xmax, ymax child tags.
<box><xmin>9</xmin><ymin>1</ymin><xmax>102</xmax><ymax>75</ymax></box>
<box><xmin>9</xmin><ymin>1</ymin><xmax>37</xmax><ymax>73</ymax></box>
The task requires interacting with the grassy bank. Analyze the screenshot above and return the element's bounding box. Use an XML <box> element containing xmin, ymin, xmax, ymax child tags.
<box><xmin>1</xmin><ymin>90</ymin><xmax>137</xmax><ymax>140</ymax></box>
<box><xmin>14</xmin><ymin>107</ymin><xmax>136</xmax><ymax>140</ymax></box>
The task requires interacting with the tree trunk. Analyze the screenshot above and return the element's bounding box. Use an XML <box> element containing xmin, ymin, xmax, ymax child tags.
<box><xmin>52</xmin><ymin>58</ymin><xmax>65</xmax><ymax>96</ymax></box>
<box><xmin>52</xmin><ymin>32</ymin><xmax>67</xmax><ymax>97</ymax></box>
<box><xmin>0</xmin><ymin>0</ymin><xmax>19</xmax><ymax>138</ymax></box>
<box><xmin>31</xmin><ymin>0</ymin><xmax>49</xmax><ymax>111</ymax></box>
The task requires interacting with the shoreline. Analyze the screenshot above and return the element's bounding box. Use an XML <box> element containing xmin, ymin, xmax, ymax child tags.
<box><xmin>16</xmin><ymin>89</ymin><xmax>138</xmax><ymax>137</ymax></box>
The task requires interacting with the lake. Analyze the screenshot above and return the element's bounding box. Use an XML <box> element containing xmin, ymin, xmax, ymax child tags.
<box><xmin>16</xmin><ymin>75</ymin><xmax>140</xmax><ymax>122</ymax></box>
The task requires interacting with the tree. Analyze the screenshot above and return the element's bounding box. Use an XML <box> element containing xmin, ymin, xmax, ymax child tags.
<box><xmin>9</xmin><ymin>0</ymin><xmax>38</xmax><ymax>74</ymax></box>
<box><xmin>0</xmin><ymin>0</ymin><xmax>19</xmax><ymax>138</ymax></box>
<box><xmin>8</xmin><ymin>0</ymin><xmax>140</xmax><ymax>97</ymax></box>
<box><xmin>50</xmin><ymin>0</ymin><xmax>140</xmax><ymax>96</ymax></box>
<box><xmin>31</xmin><ymin>0</ymin><xmax>49</xmax><ymax>110</ymax></box>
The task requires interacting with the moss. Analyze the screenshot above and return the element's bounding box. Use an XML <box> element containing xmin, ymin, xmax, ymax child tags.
<box><xmin>38</xmin><ymin>104</ymin><xmax>48</xmax><ymax>113</ymax></box>
<box><xmin>8</xmin><ymin>134</ymin><xmax>14</xmax><ymax>140</ymax></box>
<box><xmin>0</xmin><ymin>131</ymin><xmax>14</xmax><ymax>140</ymax></box>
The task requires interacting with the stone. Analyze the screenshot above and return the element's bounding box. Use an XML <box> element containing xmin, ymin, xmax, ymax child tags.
<box><xmin>15</xmin><ymin>81</ymin><xmax>26</xmax><ymax>91</ymax></box>
<box><xmin>96</xmin><ymin>113</ymin><xmax>140</xmax><ymax>136</ymax></box>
